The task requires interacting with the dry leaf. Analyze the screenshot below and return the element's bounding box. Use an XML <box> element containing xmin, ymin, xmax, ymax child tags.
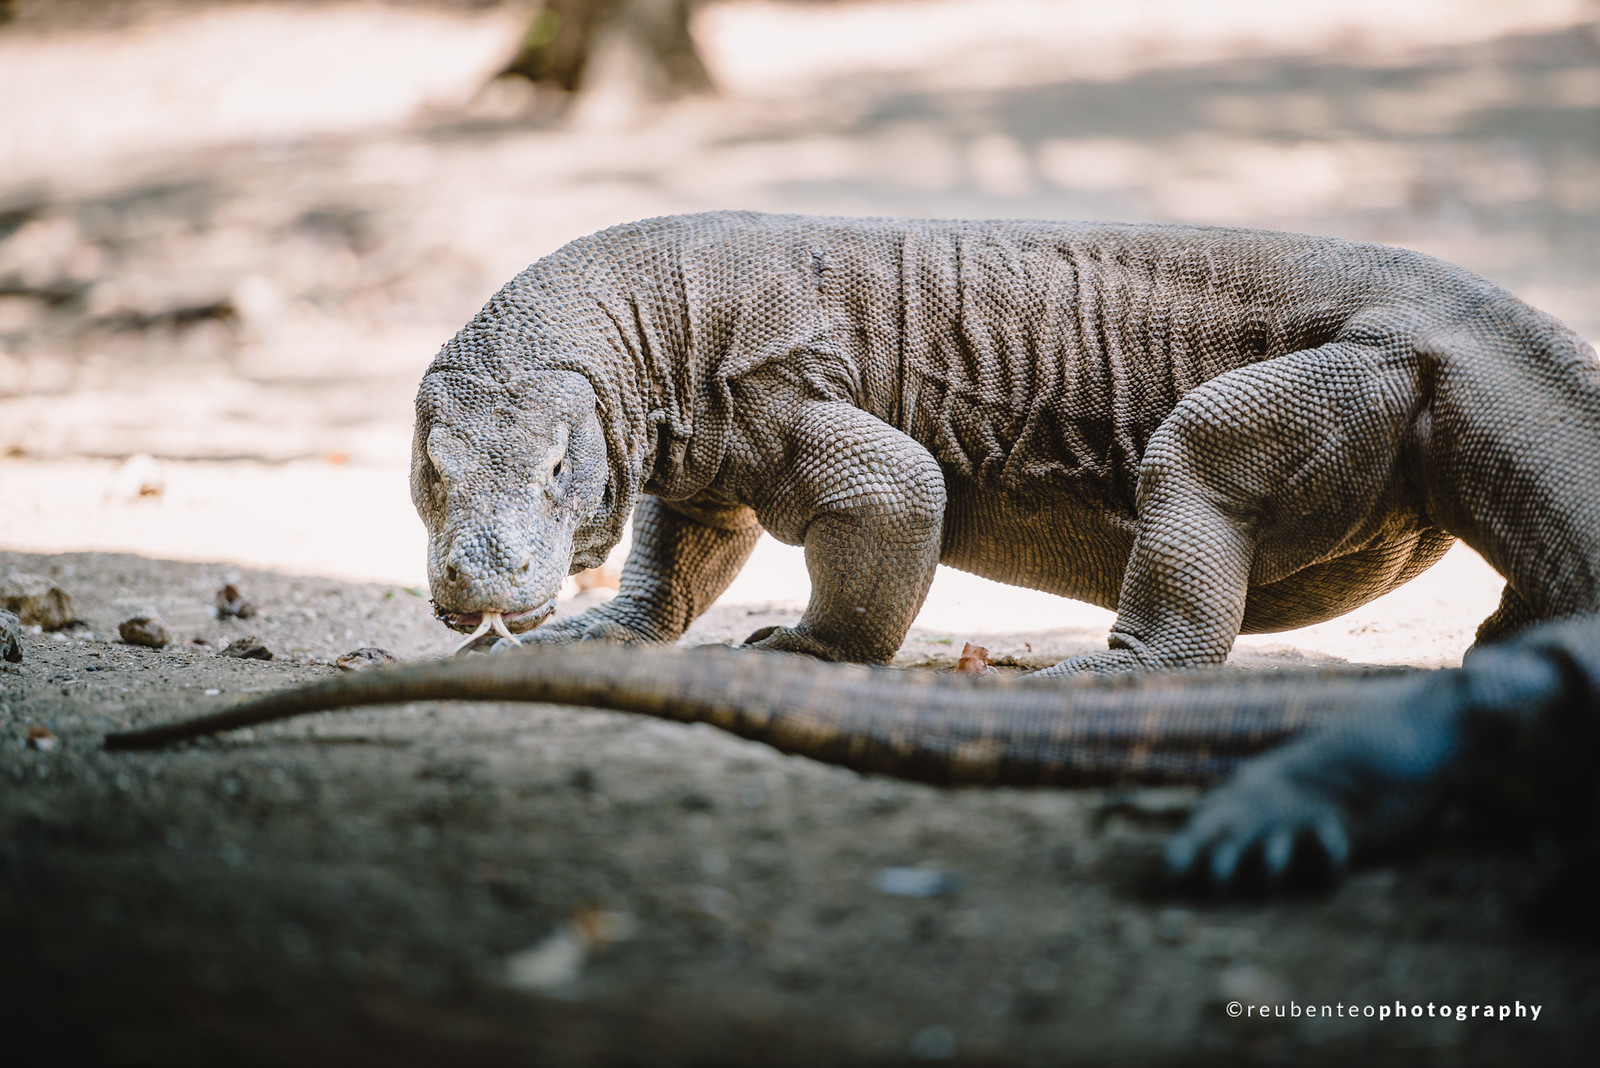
<box><xmin>954</xmin><ymin>642</ymin><xmax>992</xmax><ymax>674</ymax></box>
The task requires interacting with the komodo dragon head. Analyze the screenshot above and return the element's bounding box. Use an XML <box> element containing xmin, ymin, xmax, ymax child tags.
<box><xmin>412</xmin><ymin>369</ymin><xmax>611</xmax><ymax>639</ymax></box>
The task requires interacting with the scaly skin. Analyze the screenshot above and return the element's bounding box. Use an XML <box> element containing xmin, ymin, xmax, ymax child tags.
<box><xmin>412</xmin><ymin>212</ymin><xmax>1600</xmax><ymax>676</ymax></box>
<box><xmin>101</xmin><ymin>645</ymin><xmax>1402</xmax><ymax>780</ymax></box>
<box><xmin>103</xmin><ymin>615</ymin><xmax>1600</xmax><ymax>892</ymax></box>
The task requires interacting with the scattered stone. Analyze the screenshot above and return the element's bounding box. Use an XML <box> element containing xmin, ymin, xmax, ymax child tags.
<box><xmin>336</xmin><ymin>647</ymin><xmax>397</xmax><ymax>672</ymax></box>
<box><xmin>504</xmin><ymin>926</ymin><xmax>587</xmax><ymax>996</ymax></box>
<box><xmin>954</xmin><ymin>642</ymin><xmax>992</xmax><ymax>675</ymax></box>
<box><xmin>25</xmin><ymin>726</ymin><xmax>58</xmax><ymax>751</ymax></box>
<box><xmin>214</xmin><ymin>583</ymin><xmax>257</xmax><ymax>619</ymax></box>
<box><xmin>1215</xmin><ymin>962</ymin><xmax>1291</xmax><ymax>1007</ymax></box>
<box><xmin>873</xmin><ymin>867</ymin><xmax>965</xmax><ymax>898</ymax></box>
<box><xmin>504</xmin><ymin>908</ymin><xmax>636</xmax><ymax>997</ymax></box>
<box><xmin>219</xmin><ymin>637</ymin><xmax>273</xmax><ymax>660</ymax></box>
<box><xmin>1</xmin><ymin>609</ymin><xmax>21</xmax><ymax>663</ymax></box>
<box><xmin>0</xmin><ymin>572</ymin><xmax>75</xmax><ymax>630</ymax></box>
<box><xmin>118</xmin><ymin>613</ymin><xmax>171</xmax><ymax>648</ymax></box>
<box><xmin>908</xmin><ymin>1024</ymin><xmax>957</xmax><ymax>1061</ymax></box>
<box><xmin>106</xmin><ymin>453</ymin><xmax>166</xmax><ymax>501</ymax></box>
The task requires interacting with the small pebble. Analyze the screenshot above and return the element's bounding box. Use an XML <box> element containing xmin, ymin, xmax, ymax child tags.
<box><xmin>0</xmin><ymin>572</ymin><xmax>75</xmax><ymax>630</ymax></box>
<box><xmin>26</xmin><ymin>726</ymin><xmax>57</xmax><ymax>751</ymax></box>
<box><xmin>118</xmin><ymin>614</ymin><xmax>171</xmax><ymax>648</ymax></box>
<box><xmin>1</xmin><ymin>608</ymin><xmax>21</xmax><ymax>663</ymax></box>
<box><xmin>873</xmin><ymin>867</ymin><xmax>965</xmax><ymax>898</ymax></box>
<box><xmin>220</xmin><ymin>637</ymin><xmax>273</xmax><ymax>660</ymax></box>
<box><xmin>214</xmin><ymin>583</ymin><xmax>257</xmax><ymax>619</ymax></box>
<box><xmin>336</xmin><ymin>647</ymin><xmax>397</xmax><ymax>671</ymax></box>
<box><xmin>909</xmin><ymin>1025</ymin><xmax>957</xmax><ymax>1061</ymax></box>
<box><xmin>106</xmin><ymin>453</ymin><xmax>166</xmax><ymax>501</ymax></box>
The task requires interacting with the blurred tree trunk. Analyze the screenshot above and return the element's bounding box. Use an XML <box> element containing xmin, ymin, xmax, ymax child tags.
<box><xmin>501</xmin><ymin>0</ymin><xmax>712</xmax><ymax>98</ymax></box>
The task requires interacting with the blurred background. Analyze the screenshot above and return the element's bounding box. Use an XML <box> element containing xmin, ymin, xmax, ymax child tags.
<box><xmin>2</xmin><ymin>0</ymin><xmax>1597</xmax><ymax>659</ymax></box>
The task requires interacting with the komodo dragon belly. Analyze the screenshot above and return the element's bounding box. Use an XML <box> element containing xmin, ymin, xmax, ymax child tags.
<box><xmin>939</xmin><ymin>474</ymin><xmax>1135</xmax><ymax>609</ymax></box>
<box><xmin>939</xmin><ymin>466</ymin><xmax>1455</xmax><ymax>633</ymax></box>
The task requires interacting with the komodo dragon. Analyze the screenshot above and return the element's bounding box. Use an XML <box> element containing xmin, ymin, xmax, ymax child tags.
<box><xmin>408</xmin><ymin>211</ymin><xmax>1600</xmax><ymax>673</ymax></box>
<box><xmin>104</xmin><ymin>211</ymin><xmax>1600</xmax><ymax>889</ymax></box>
<box><xmin>103</xmin><ymin>614</ymin><xmax>1600</xmax><ymax>891</ymax></box>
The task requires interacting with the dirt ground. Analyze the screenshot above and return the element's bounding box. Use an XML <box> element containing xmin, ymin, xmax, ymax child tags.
<box><xmin>3</xmin><ymin>1</ymin><xmax>1600</xmax><ymax>1063</ymax></box>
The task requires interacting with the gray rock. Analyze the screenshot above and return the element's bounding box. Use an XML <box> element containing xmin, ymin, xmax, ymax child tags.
<box><xmin>872</xmin><ymin>867</ymin><xmax>965</xmax><ymax>898</ymax></box>
<box><xmin>336</xmin><ymin>647</ymin><xmax>396</xmax><ymax>672</ymax></box>
<box><xmin>0</xmin><ymin>572</ymin><xmax>74</xmax><ymax>630</ymax></box>
<box><xmin>220</xmin><ymin>636</ymin><xmax>273</xmax><ymax>660</ymax></box>
<box><xmin>118</xmin><ymin>614</ymin><xmax>171</xmax><ymax>648</ymax></box>
<box><xmin>1</xmin><ymin>608</ymin><xmax>21</xmax><ymax>662</ymax></box>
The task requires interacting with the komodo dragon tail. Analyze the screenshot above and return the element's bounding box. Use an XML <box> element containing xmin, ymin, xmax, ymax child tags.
<box><xmin>102</xmin><ymin>645</ymin><xmax>1419</xmax><ymax>786</ymax></box>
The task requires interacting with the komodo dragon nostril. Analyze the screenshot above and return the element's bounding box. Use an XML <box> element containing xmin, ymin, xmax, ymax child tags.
<box><xmin>445</xmin><ymin>564</ymin><xmax>460</xmax><ymax>583</ymax></box>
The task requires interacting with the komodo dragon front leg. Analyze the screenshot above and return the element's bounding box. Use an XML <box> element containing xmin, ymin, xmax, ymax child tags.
<box><xmin>508</xmin><ymin>495</ymin><xmax>763</xmax><ymax>648</ymax></box>
<box><xmin>734</xmin><ymin>398</ymin><xmax>947</xmax><ymax>662</ymax></box>
<box><xmin>512</xmin><ymin>398</ymin><xmax>946</xmax><ymax>662</ymax></box>
<box><xmin>1039</xmin><ymin>342</ymin><xmax>1421</xmax><ymax>677</ymax></box>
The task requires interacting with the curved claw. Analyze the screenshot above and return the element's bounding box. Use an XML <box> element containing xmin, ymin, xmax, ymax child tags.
<box><xmin>1207</xmin><ymin>838</ymin><xmax>1246</xmax><ymax>888</ymax></box>
<box><xmin>1262</xmin><ymin>828</ymin><xmax>1296</xmax><ymax>882</ymax></box>
<box><xmin>1311</xmin><ymin>815</ymin><xmax>1351</xmax><ymax>874</ymax></box>
<box><xmin>1164</xmin><ymin>753</ymin><xmax>1357</xmax><ymax>894</ymax></box>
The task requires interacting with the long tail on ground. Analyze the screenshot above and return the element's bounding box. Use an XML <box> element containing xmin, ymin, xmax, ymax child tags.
<box><xmin>102</xmin><ymin>645</ymin><xmax>1421</xmax><ymax>786</ymax></box>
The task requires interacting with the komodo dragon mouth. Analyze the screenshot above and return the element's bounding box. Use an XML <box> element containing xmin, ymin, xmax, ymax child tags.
<box><xmin>433</xmin><ymin>598</ymin><xmax>558</xmax><ymax>644</ymax></box>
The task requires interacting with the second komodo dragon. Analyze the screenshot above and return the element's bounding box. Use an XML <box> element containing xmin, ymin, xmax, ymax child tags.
<box><xmin>412</xmin><ymin>212</ymin><xmax>1600</xmax><ymax>671</ymax></box>
<box><xmin>103</xmin><ymin>615</ymin><xmax>1600</xmax><ymax>890</ymax></box>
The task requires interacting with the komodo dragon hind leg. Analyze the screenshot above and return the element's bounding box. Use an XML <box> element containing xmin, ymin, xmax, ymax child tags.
<box><xmin>1038</xmin><ymin>343</ymin><xmax>1419</xmax><ymax>678</ymax></box>
<box><xmin>1475</xmin><ymin>584</ymin><xmax>1540</xmax><ymax>646</ymax></box>
<box><xmin>1418</xmin><ymin>299</ymin><xmax>1600</xmax><ymax>631</ymax></box>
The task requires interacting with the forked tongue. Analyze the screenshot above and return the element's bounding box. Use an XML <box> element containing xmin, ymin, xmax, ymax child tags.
<box><xmin>455</xmin><ymin>610</ymin><xmax>523</xmax><ymax>652</ymax></box>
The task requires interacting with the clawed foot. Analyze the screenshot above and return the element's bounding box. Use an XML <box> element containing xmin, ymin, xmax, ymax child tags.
<box><xmin>743</xmin><ymin>624</ymin><xmax>853</xmax><ymax>661</ymax></box>
<box><xmin>1030</xmin><ymin>643</ymin><xmax>1190</xmax><ymax>678</ymax></box>
<box><xmin>1164</xmin><ymin>748</ymin><xmax>1353</xmax><ymax>893</ymax></box>
<box><xmin>1165</xmin><ymin>673</ymin><xmax>1469</xmax><ymax>894</ymax></box>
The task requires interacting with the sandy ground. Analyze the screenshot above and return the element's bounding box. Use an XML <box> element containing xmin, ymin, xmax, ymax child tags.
<box><xmin>3</xmin><ymin>1</ymin><xmax>1600</xmax><ymax>1063</ymax></box>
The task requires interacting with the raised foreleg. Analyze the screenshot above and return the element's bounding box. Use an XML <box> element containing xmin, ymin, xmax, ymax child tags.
<box><xmin>738</xmin><ymin>400</ymin><xmax>947</xmax><ymax>663</ymax></box>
